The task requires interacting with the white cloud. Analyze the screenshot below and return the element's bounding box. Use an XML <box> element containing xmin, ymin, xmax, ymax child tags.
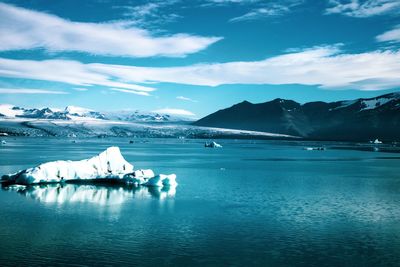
<box><xmin>376</xmin><ymin>25</ymin><xmax>400</xmax><ymax>42</ymax></box>
<box><xmin>0</xmin><ymin>2</ymin><xmax>221</xmax><ymax>57</ymax></box>
<box><xmin>206</xmin><ymin>0</ymin><xmax>260</xmax><ymax>4</ymax></box>
<box><xmin>0</xmin><ymin>88</ymin><xmax>68</xmax><ymax>94</ymax></box>
<box><xmin>0</xmin><ymin>57</ymin><xmax>156</xmax><ymax>93</ymax></box>
<box><xmin>87</xmin><ymin>45</ymin><xmax>400</xmax><ymax>90</ymax></box>
<box><xmin>227</xmin><ymin>0</ymin><xmax>303</xmax><ymax>22</ymax></box>
<box><xmin>325</xmin><ymin>0</ymin><xmax>400</xmax><ymax>17</ymax></box>
<box><xmin>229</xmin><ymin>6</ymin><xmax>290</xmax><ymax>22</ymax></box>
<box><xmin>117</xmin><ymin>2</ymin><xmax>182</xmax><ymax>28</ymax></box>
<box><xmin>1</xmin><ymin>45</ymin><xmax>400</xmax><ymax>91</ymax></box>
<box><xmin>152</xmin><ymin>108</ymin><xmax>195</xmax><ymax>116</ymax></box>
<box><xmin>176</xmin><ymin>96</ymin><xmax>198</xmax><ymax>102</ymax></box>
<box><xmin>73</xmin><ymin>88</ymin><xmax>88</xmax><ymax>91</ymax></box>
<box><xmin>110</xmin><ymin>88</ymin><xmax>151</xmax><ymax>96</ymax></box>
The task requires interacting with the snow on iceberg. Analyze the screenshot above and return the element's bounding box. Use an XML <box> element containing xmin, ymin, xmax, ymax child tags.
<box><xmin>205</xmin><ymin>141</ymin><xmax>222</xmax><ymax>148</ymax></box>
<box><xmin>1</xmin><ymin>147</ymin><xmax>177</xmax><ymax>187</ymax></box>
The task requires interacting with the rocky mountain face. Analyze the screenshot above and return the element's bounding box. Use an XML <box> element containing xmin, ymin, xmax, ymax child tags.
<box><xmin>193</xmin><ymin>93</ymin><xmax>400</xmax><ymax>141</ymax></box>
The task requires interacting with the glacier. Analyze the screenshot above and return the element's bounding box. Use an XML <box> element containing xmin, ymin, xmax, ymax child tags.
<box><xmin>1</xmin><ymin>146</ymin><xmax>177</xmax><ymax>187</ymax></box>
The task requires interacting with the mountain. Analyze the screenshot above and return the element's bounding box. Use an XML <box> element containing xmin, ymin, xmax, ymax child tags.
<box><xmin>193</xmin><ymin>92</ymin><xmax>400</xmax><ymax>141</ymax></box>
<box><xmin>104</xmin><ymin>110</ymin><xmax>192</xmax><ymax>123</ymax></box>
<box><xmin>0</xmin><ymin>105</ymin><xmax>190</xmax><ymax>122</ymax></box>
<box><xmin>0</xmin><ymin>105</ymin><xmax>295</xmax><ymax>139</ymax></box>
<box><xmin>0</xmin><ymin>105</ymin><xmax>105</xmax><ymax>120</ymax></box>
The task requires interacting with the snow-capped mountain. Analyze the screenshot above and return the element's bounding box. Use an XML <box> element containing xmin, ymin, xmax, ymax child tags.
<box><xmin>0</xmin><ymin>104</ymin><xmax>193</xmax><ymax>122</ymax></box>
<box><xmin>0</xmin><ymin>105</ymin><xmax>105</xmax><ymax>120</ymax></box>
<box><xmin>104</xmin><ymin>110</ymin><xmax>192</xmax><ymax>123</ymax></box>
<box><xmin>194</xmin><ymin>92</ymin><xmax>400</xmax><ymax>141</ymax></box>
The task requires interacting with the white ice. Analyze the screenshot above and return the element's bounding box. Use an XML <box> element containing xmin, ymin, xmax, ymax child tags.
<box><xmin>2</xmin><ymin>147</ymin><xmax>177</xmax><ymax>188</ymax></box>
<box><xmin>205</xmin><ymin>141</ymin><xmax>222</xmax><ymax>148</ymax></box>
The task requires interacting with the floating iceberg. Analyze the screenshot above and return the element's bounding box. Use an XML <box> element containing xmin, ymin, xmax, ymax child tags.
<box><xmin>304</xmin><ymin>147</ymin><xmax>326</xmax><ymax>151</ymax></box>
<box><xmin>1</xmin><ymin>147</ymin><xmax>177</xmax><ymax>187</ymax></box>
<box><xmin>205</xmin><ymin>141</ymin><xmax>222</xmax><ymax>148</ymax></box>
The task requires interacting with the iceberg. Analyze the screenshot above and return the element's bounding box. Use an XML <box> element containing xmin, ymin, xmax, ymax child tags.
<box><xmin>372</xmin><ymin>139</ymin><xmax>383</xmax><ymax>144</ymax></box>
<box><xmin>1</xmin><ymin>147</ymin><xmax>177</xmax><ymax>187</ymax></box>
<box><xmin>205</xmin><ymin>141</ymin><xmax>222</xmax><ymax>148</ymax></box>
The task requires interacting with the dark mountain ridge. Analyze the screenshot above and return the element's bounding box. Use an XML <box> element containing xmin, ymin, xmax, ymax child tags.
<box><xmin>193</xmin><ymin>92</ymin><xmax>400</xmax><ymax>141</ymax></box>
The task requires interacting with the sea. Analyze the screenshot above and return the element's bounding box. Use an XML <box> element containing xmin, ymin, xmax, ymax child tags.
<box><xmin>0</xmin><ymin>138</ymin><xmax>399</xmax><ymax>266</ymax></box>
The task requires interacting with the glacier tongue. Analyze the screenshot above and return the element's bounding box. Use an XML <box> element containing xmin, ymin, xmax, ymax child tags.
<box><xmin>1</xmin><ymin>147</ymin><xmax>177</xmax><ymax>187</ymax></box>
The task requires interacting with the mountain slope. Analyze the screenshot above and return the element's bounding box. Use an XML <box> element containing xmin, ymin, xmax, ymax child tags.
<box><xmin>193</xmin><ymin>93</ymin><xmax>400</xmax><ymax>141</ymax></box>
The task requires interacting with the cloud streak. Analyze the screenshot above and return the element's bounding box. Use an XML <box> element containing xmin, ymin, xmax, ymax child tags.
<box><xmin>227</xmin><ymin>0</ymin><xmax>303</xmax><ymax>22</ymax></box>
<box><xmin>110</xmin><ymin>88</ymin><xmax>151</xmax><ymax>96</ymax></box>
<box><xmin>176</xmin><ymin>96</ymin><xmax>198</xmax><ymax>102</ymax></box>
<box><xmin>0</xmin><ymin>46</ymin><xmax>399</xmax><ymax>91</ymax></box>
<box><xmin>325</xmin><ymin>0</ymin><xmax>400</xmax><ymax>17</ymax></box>
<box><xmin>152</xmin><ymin>108</ymin><xmax>195</xmax><ymax>116</ymax></box>
<box><xmin>0</xmin><ymin>2</ymin><xmax>221</xmax><ymax>58</ymax></box>
<box><xmin>116</xmin><ymin>1</ymin><xmax>182</xmax><ymax>28</ymax></box>
<box><xmin>0</xmin><ymin>57</ymin><xmax>156</xmax><ymax>93</ymax></box>
<box><xmin>0</xmin><ymin>88</ymin><xmax>68</xmax><ymax>94</ymax></box>
<box><xmin>376</xmin><ymin>25</ymin><xmax>400</xmax><ymax>42</ymax></box>
<box><xmin>229</xmin><ymin>6</ymin><xmax>290</xmax><ymax>22</ymax></box>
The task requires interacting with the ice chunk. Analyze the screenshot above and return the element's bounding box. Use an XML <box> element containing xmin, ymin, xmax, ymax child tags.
<box><xmin>205</xmin><ymin>141</ymin><xmax>222</xmax><ymax>148</ymax></box>
<box><xmin>145</xmin><ymin>174</ymin><xmax>178</xmax><ymax>187</ymax></box>
<box><xmin>122</xmin><ymin>169</ymin><xmax>155</xmax><ymax>185</ymax></box>
<box><xmin>304</xmin><ymin>147</ymin><xmax>326</xmax><ymax>151</ymax></box>
<box><xmin>2</xmin><ymin>147</ymin><xmax>134</xmax><ymax>185</ymax></box>
<box><xmin>2</xmin><ymin>147</ymin><xmax>177</xmax><ymax>188</ymax></box>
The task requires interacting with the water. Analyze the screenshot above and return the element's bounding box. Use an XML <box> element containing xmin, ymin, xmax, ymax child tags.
<box><xmin>0</xmin><ymin>138</ymin><xmax>399</xmax><ymax>267</ymax></box>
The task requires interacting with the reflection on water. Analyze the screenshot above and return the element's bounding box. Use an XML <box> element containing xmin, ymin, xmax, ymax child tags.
<box><xmin>2</xmin><ymin>183</ymin><xmax>176</xmax><ymax>205</ymax></box>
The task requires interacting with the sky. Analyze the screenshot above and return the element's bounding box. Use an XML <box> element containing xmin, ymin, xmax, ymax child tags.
<box><xmin>0</xmin><ymin>0</ymin><xmax>399</xmax><ymax>118</ymax></box>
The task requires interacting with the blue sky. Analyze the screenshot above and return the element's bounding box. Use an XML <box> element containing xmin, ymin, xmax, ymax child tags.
<box><xmin>0</xmin><ymin>0</ymin><xmax>399</xmax><ymax>117</ymax></box>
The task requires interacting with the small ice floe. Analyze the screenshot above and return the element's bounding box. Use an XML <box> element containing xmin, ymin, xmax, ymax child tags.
<box><xmin>370</xmin><ymin>139</ymin><xmax>383</xmax><ymax>144</ymax></box>
<box><xmin>1</xmin><ymin>147</ymin><xmax>177</xmax><ymax>188</ymax></box>
<box><xmin>1</xmin><ymin>140</ymin><xmax>6</xmax><ymax>145</ymax></box>
<box><xmin>205</xmin><ymin>141</ymin><xmax>222</xmax><ymax>148</ymax></box>
<box><xmin>0</xmin><ymin>133</ymin><xmax>8</xmax><ymax>136</ymax></box>
<box><xmin>304</xmin><ymin>147</ymin><xmax>326</xmax><ymax>151</ymax></box>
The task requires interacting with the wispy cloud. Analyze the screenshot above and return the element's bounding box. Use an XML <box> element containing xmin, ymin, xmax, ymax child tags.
<box><xmin>0</xmin><ymin>57</ymin><xmax>156</xmax><ymax>93</ymax></box>
<box><xmin>116</xmin><ymin>1</ymin><xmax>182</xmax><ymax>28</ymax></box>
<box><xmin>0</xmin><ymin>2</ymin><xmax>221</xmax><ymax>58</ymax></box>
<box><xmin>206</xmin><ymin>0</ymin><xmax>260</xmax><ymax>4</ymax></box>
<box><xmin>152</xmin><ymin>108</ymin><xmax>195</xmax><ymax>116</ymax></box>
<box><xmin>376</xmin><ymin>25</ymin><xmax>400</xmax><ymax>42</ymax></box>
<box><xmin>176</xmin><ymin>96</ymin><xmax>198</xmax><ymax>102</ymax></box>
<box><xmin>229</xmin><ymin>6</ymin><xmax>289</xmax><ymax>22</ymax></box>
<box><xmin>86</xmin><ymin>45</ymin><xmax>400</xmax><ymax>90</ymax></box>
<box><xmin>110</xmin><ymin>88</ymin><xmax>151</xmax><ymax>96</ymax></box>
<box><xmin>325</xmin><ymin>0</ymin><xmax>400</xmax><ymax>17</ymax></box>
<box><xmin>0</xmin><ymin>88</ymin><xmax>68</xmax><ymax>94</ymax></box>
<box><xmin>1</xmin><ymin>45</ymin><xmax>400</xmax><ymax>91</ymax></box>
<box><xmin>73</xmin><ymin>88</ymin><xmax>88</xmax><ymax>92</ymax></box>
<box><xmin>228</xmin><ymin>0</ymin><xmax>303</xmax><ymax>22</ymax></box>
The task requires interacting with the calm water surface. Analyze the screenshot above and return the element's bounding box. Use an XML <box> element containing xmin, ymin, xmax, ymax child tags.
<box><xmin>0</xmin><ymin>138</ymin><xmax>399</xmax><ymax>266</ymax></box>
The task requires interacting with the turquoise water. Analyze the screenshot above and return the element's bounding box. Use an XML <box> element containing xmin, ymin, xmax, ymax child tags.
<box><xmin>0</xmin><ymin>138</ymin><xmax>400</xmax><ymax>266</ymax></box>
